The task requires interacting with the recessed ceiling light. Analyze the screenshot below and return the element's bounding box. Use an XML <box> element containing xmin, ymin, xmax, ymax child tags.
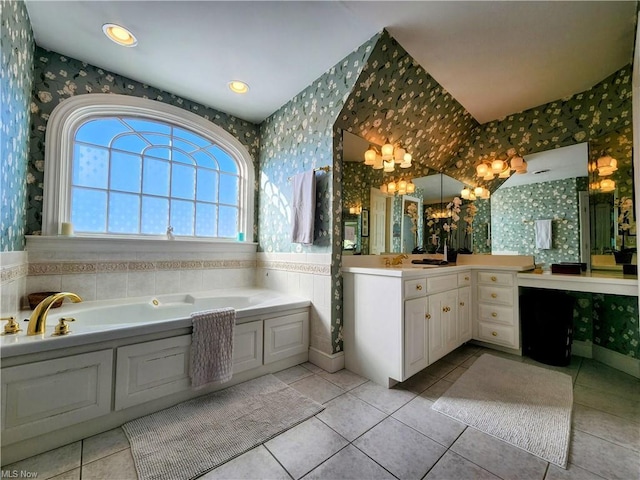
<box><xmin>102</xmin><ymin>23</ymin><xmax>138</xmax><ymax>47</ymax></box>
<box><xmin>228</xmin><ymin>80</ymin><xmax>249</xmax><ymax>94</ymax></box>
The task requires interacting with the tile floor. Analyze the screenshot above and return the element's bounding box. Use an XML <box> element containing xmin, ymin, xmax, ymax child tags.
<box><xmin>3</xmin><ymin>344</ymin><xmax>639</xmax><ymax>480</ymax></box>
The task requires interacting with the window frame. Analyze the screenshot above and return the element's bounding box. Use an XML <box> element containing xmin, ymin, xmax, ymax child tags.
<box><xmin>42</xmin><ymin>94</ymin><xmax>254</xmax><ymax>240</ymax></box>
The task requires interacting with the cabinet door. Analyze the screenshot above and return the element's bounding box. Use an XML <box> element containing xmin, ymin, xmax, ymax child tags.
<box><xmin>264</xmin><ymin>311</ymin><xmax>309</xmax><ymax>364</ymax></box>
<box><xmin>233</xmin><ymin>320</ymin><xmax>263</xmax><ymax>374</ymax></box>
<box><xmin>404</xmin><ymin>297</ymin><xmax>429</xmax><ymax>379</ymax></box>
<box><xmin>458</xmin><ymin>286</ymin><xmax>472</xmax><ymax>343</ymax></box>
<box><xmin>428</xmin><ymin>293</ymin><xmax>445</xmax><ymax>364</ymax></box>
<box><xmin>442</xmin><ymin>289</ymin><xmax>459</xmax><ymax>352</ymax></box>
<box><xmin>2</xmin><ymin>350</ymin><xmax>113</xmax><ymax>444</ymax></box>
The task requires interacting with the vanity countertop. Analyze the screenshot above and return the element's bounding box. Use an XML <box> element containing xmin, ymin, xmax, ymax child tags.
<box><xmin>518</xmin><ymin>270</ymin><xmax>639</xmax><ymax>296</ymax></box>
<box><xmin>342</xmin><ymin>263</ymin><xmax>534</xmax><ymax>277</ymax></box>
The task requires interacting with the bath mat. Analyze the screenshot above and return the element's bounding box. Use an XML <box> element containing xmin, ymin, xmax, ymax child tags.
<box><xmin>432</xmin><ymin>354</ymin><xmax>573</xmax><ymax>468</ymax></box>
<box><xmin>122</xmin><ymin>374</ymin><xmax>324</xmax><ymax>480</ymax></box>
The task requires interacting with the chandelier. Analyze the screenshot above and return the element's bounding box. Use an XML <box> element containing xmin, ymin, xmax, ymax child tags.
<box><xmin>380</xmin><ymin>179</ymin><xmax>416</xmax><ymax>196</ymax></box>
<box><xmin>589</xmin><ymin>154</ymin><xmax>618</xmax><ymax>177</ymax></box>
<box><xmin>460</xmin><ymin>186</ymin><xmax>490</xmax><ymax>200</ymax></box>
<box><xmin>364</xmin><ymin>139</ymin><xmax>413</xmax><ymax>172</ymax></box>
<box><xmin>475</xmin><ymin>148</ymin><xmax>526</xmax><ymax>180</ymax></box>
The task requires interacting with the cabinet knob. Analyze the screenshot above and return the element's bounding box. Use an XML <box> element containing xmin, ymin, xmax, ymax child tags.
<box><xmin>491</xmin><ymin>293</ymin><xmax>497</xmax><ymax>298</ymax></box>
<box><xmin>416</xmin><ymin>284</ymin><xmax>423</xmax><ymax>291</ymax></box>
<box><xmin>459</xmin><ymin>301</ymin><xmax>465</xmax><ymax>306</ymax></box>
<box><xmin>464</xmin><ymin>276</ymin><xmax>469</xmax><ymax>281</ymax></box>
<box><xmin>491</xmin><ymin>312</ymin><xmax>498</xmax><ymax>318</ymax></box>
<box><xmin>491</xmin><ymin>276</ymin><xmax>497</xmax><ymax>282</ymax></box>
<box><xmin>492</xmin><ymin>331</ymin><xmax>498</xmax><ymax>337</ymax></box>
<box><xmin>425</xmin><ymin>313</ymin><xmax>431</xmax><ymax>320</ymax></box>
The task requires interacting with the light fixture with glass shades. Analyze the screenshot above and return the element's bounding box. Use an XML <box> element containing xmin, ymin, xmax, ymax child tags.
<box><xmin>228</xmin><ymin>80</ymin><xmax>250</xmax><ymax>94</ymax></box>
<box><xmin>379</xmin><ymin>179</ymin><xmax>416</xmax><ymax>196</ymax></box>
<box><xmin>475</xmin><ymin>148</ymin><xmax>527</xmax><ymax>180</ymax></box>
<box><xmin>364</xmin><ymin>139</ymin><xmax>413</xmax><ymax>172</ymax></box>
<box><xmin>599</xmin><ymin>178</ymin><xmax>616</xmax><ymax>192</ymax></box>
<box><xmin>593</xmin><ymin>154</ymin><xmax>618</xmax><ymax>177</ymax></box>
<box><xmin>348</xmin><ymin>206</ymin><xmax>362</xmax><ymax>215</ymax></box>
<box><xmin>102</xmin><ymin>23</ymin><xmax>138</xmax><ymax>47</ymax></box>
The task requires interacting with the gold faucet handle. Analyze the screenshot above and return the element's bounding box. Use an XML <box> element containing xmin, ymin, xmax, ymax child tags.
<box><xmin>1</xmin><ymin>317</ymin><xmax>22</xmax><ymax>335</ymax></box>
<box><xmin>53</xmin><ymin>317</ymin><xmax>75</xmax><ymax>336</ymax></box>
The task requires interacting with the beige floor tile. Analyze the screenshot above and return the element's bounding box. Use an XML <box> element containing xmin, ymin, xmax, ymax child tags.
<box><xmin>199</xmin><ymin>446</ymin><xmax>290</xmax><ymax>479</ymax></box>
<box><xmin>316</xmin><ymin>392</ymin><xmax>387</xmax><ymax>441</ymax></box>
<box><xmin>274</xmin><ymin>365</ymin><xmax>314</xmax><ymax>384</ymax></box>
<box><xmin>425</xmin><ymin>451</ymin><xmax>500</xmax><ymax>480</ymax></box>
<box><xmin>574</xmin><ymin>383</ymin><xmax>640</xmax><ymax>421</ymax></box>
<box><xmin>81</xmin><ymin>449</ymin><xmax>137</xmax><ymax>480</ymax></box>
<box><xmin>302</xmin><ymin>445</ymin><xmax>394</xmax><ymax>480</ymax></box>
<box><xmin>290</xmin><ymin>374</ymin><xmax>345</xmax><ymax>404</ymax></box>
<box><xmin>572</xmin><ymin>403</ymin><xmax>640</xmax><ymax>452</ymax></box>
<box><xmin>82</xmin><ymin>427</ymin><xmax>130</xmax><ymax>464</ymax></box>
<box><xmin>1</xmin><ymin>442</ymin><xmax>81</xmax><ymax>480</ymax></box>
<box><xmin>317</xmin><ymin>369</ymin><xmax>368</xmax><ymax>391</ymax></box>
<box><xmin>350</xmin><ymin>381</ymin><xmax>416</xmax><ymax>414</ymax></box>
<box><xmin>569</xmin><ymin>429</ymin><xmax>640</xmax><ymax>480</ymax></box>
<box><xmin>420</xmin><ymin>379</ymin><xmax>454</xmax><ymax>401</ymax></box>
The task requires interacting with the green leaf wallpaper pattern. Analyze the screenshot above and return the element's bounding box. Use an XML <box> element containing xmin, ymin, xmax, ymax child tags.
<box><xmin>27</xmin><ymin>46</ymin><xmax>261</xmax><ymax>237</ymax></box>
<box><xmin>1</xmin><ymin>0</ymin><xmax>34</xmax><ymax>251</ymax></box>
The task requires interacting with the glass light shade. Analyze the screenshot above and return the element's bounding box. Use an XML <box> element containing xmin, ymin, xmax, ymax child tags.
<box><xmin>398</xmin><ymin>186</ymin><xmax>407</xmax><ymax>195</ymax></box>
<box><xmin>461</xmin><ymin>187</ymin><xmax>470</xmax><ymax>199</ymax></box>
<box><xmin>514</xmin><ymin>160</ymin><xmax>528</xmax><ymax>174</ymax></box>
<box><xmin>491</xmin><ymin>159</ymin><xmax>506</xmax><ymax>173</ymax></box>
<box><xmin>510</xmin><ymin>156</ymin><xmax>524</xmax><ymax>170</ymax></box>
<box><xmin>483</xmin><ymin>172</ymin><xmax>495</xmax><ymax>181</ymax></box>
<box><xmin>373</xmin><ymin>154</ymin><xmax>384</xmax><ymax>169</ymax></box>
<box><xmin>404</xmin><ymin>153</ymin><xmax>412</xmax><ymax>163</ymax></box>
<box><xmin>598</xmin><ymin>166</ymin><xmax>614</xmax><ymax>177</ymax></box>
<box><xmin>349</xmin><ymin>207</ymin><xmax>356</xmax><ymax>214</ymax></box>
<box><xmin>481</xmin><ymin>189</ymin><xmax>491</xmax><ymax>199</ymax></box>
<box><xmin>600</xmin><ymin>179</ymin><xmax>616</xmax><ymax>192</ymax></box>
<box><xmin>394</xmin><ymin>146</ymin><xmax>406</xmax><ymax>164</ymax></box>
<box><xmin>380</xmin><ymin>184</ymin><xmax>388</xmax><ymax>194</ymax></box>
<box><xmin>398</xmin><ymin>180</ymin><xmax>407</xmax><ymax>191</ymax></box>
<box><xmin>499</xmin><ymin>168</ymin><xmax>511</xmax><ymax>179</ymax></box>
<box><xmin>383</xmin><ymin>159</ymin><xmax>395</xmax><ymax>173</ymax></box>
<box><xmin>468</xmin><ymin>192</ymin><xmax>477</xmax><ymax>201</ymax></box>
<box><xmin>407</xmin><ymin>182</ymin><xmax>415</xmax><ymax>194</ymax></box>
<box><xmin>597</xmin><ymin>155</ymin><xmax>615</xmax><ymax>169</ymax></box>
<box><xmin>476</xmin><ymin>163</ymin><xmax>488</xmax><ymax>177</ymax></box>
<box><xmin>364</xmin><ymin>147</ymin><xmax>377</xmax><ymax>165</ymax></box>
<box><xmin>381</xmin><ymin>141</ymin><xmax>394</xmax><ymax>160</ymax></box>
<box><xmin>474</xmin><ymin>186</ymin><xmax>484</xmax><ymax>196</ymax></box>
<box><xmin>388</xmin><ymin>182</ymin><xmax>397</xmax><ymax>193</ymax></box>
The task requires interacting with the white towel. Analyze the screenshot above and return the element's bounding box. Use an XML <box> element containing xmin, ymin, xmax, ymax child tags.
<box><xmin>189</xmin><ymin>308</ymin><xmax>235</xmax><ymax>389</ymax></box>
<box><xmin>291</xmin><ymin>170</ymin><xmax>316</xmax><ymax>245</ymax></box>
<box><xmin>535</xmin><ymin>219</ymin><xmax>552</xmax><ymax>249</ymax></box>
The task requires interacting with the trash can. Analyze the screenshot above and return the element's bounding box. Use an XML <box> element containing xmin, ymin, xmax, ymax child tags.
<box><xmin>520</xmin><ymin>290</ymin><xmax>575</xmax><ymax>366</ymax></box>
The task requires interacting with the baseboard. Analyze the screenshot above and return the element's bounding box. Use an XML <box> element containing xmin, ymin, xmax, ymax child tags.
<box><xmin>593</xmin><ymin>345</ymin><xmax>640</xmax><ymax>379</ymax></box>
<box><xmin>308</xmin><ymin>347</ymin><xmax>345</xmax><ymax>373</ymax></box>
<box><xmin>571</xmin><ymin>340</ymin><xmax>593</xmax><ymax>358</ymax></box>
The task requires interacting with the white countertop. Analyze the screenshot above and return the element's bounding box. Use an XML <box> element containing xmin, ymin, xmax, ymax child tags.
<box><xmin>518</xmin><ymin>270</ymin><xmax>639</xmax><ymax>296</ymax></box>
<box><xmin>341</xmin><ymin>263</ymin><xmax>534</xmax><ymax>277</ymax></box>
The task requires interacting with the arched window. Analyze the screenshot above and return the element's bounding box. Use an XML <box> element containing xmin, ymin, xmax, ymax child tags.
<box><xmin>42</xmin><ymin>94</ymin><xmax>254</xmax><ymax>240</ymax></box>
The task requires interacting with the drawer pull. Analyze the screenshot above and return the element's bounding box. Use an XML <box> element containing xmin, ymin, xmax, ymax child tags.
<box><xmin>492</xmin><ymin>331</ymin><xmax>498</xmax><ymax>337</ymax></box>
<box><xmin>465</xmin><ymin>276</ymin><xmax>469</xmax><ymax>281</ymax></box>
<box><xmin>491</xmin><ymin>276</ymin><xmax>497</xmax><ymax>282</ymax></box>
<box><xmin>425</xmin><ymin>313</ymin><xmax>431</xmax><ymax>320</ymax></box>
<box><xmin>491</xmin><ymin>312</ymin><xmax>498</xmax><ymax>318</ymax></box>
<box><xmin>416</xmin><ymin>284</ymin><xmax>423</xmax><ymax>291</ymax></box>
<box><xmin>442</xmin><ymin>306</ymin><xmax>451</xmax><ymax>313</ymax></box>
<box><xmin>491</xmin><ymin>293</ymin><xmax>497</xmax><ymax>298</ymax></box>
<box><xmin>459</xmin><ymin>301</ymin><xmax>465</xmax><ymax>306</ymax></box>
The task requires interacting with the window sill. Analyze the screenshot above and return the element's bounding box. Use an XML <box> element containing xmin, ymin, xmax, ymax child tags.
<box><xmin>25</xmin><ymin>235</ymin><xmax>258</xmax><ymax>254</ymax></box>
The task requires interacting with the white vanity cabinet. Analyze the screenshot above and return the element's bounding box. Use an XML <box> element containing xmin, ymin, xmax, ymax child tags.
<box><xmin>344</xmin><ymin>268</ymin><xmax>472</xmax><ymax>387</ymax></box>
<box><xmin>473</xmin><ymin>270</ymin><xmax>520</xmax><ymax>349</ymax></box>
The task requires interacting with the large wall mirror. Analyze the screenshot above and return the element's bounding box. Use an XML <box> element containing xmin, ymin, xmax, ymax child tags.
<box><xmin>588</xmin><ymin>126</ymin><xmax>635</xmax><ymax>267</ymax></box>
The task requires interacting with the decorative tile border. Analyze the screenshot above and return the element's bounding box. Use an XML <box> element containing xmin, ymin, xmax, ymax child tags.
<box><xmin>257</xmin><ymin>260</ymin><xmax>331</xmax><ymax>276</ymax></box>
<box><xmin>0</xmin><ymin>264</ymin><xmax>28</xmax><ymax>285</ymax></box>
<box><xmin>28</xmin><ymin>259</ymin><xmax>256</xmax><ymax>276</ymax></box>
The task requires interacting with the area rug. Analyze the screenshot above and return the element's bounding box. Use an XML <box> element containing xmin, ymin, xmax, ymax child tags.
<box><xmin>432</xmin><ymin>354</ymin><xmax>573</xmax><ymax>468</ymax></box>
<box><xmin>122</xmin><ymin>374</ymin><xmax>324</xmax><ymax>480</ymax></box>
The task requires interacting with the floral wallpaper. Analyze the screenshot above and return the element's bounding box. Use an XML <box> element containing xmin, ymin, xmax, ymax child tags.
<box><xmin>28</xmin><ymin>47</ymin><xmax>260</xmax><ymax>236</ymax></box>
<box><xmin>471</xmin><ymin>198</ymin><xmax>492</xmax><ymax>254</ymax></box>
<box><xmin>1</xmin><ymin>0</ymin><xmax>34</xmax><ymax>251</ymax></box>
<box><xmin>490</xmin><ymin>177</ymin><xmax>585</xmax><ymax>265</ymax></box>
<box><xmin>594</xmin><ymin>293</ymin><xmax>640</xmax><ymax>358</ymax></box>
<box><xmin>258</xmin><ymin>33</ymin><xmax>379</xmax><ymax>353</ymax></box>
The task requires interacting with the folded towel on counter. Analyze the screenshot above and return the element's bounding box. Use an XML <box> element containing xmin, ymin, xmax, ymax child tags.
<box><xmin>535</xmin><ymin>219</ymin><xmax>552</xmax><ymax>250</ymax></box>
<box><xmin>189</xmin><ymin>308</ymin><xmax>235</xmax><ymax>389</ymax></box>
<box><xmin>291</xmin><ymin>170</ymin><xmax>316</xmax><ymax>245</ymax></box>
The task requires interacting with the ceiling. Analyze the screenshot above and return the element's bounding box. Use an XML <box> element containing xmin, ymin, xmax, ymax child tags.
<box><xmin>25</xmin><ymin>1</ymin><xmax>637</xmax><ymax>124</ymax></box>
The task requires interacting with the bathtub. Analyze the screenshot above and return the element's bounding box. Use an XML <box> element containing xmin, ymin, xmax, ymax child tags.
<box><xmin>0</xmin><ymin>288</ymin><xmax>310</xmax><ymax>358</ymax></box>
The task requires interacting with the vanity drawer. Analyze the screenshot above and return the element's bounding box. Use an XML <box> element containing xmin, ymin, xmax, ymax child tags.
<box><xmin>478</xmin><ymin>303</ymin><xmax>514</xmax><ymax>326</ymax></box>
<box><xmin>457</xmin><ymin>272</ymin><xmax>471</xmax><ymax>286</ymax></box>
<box><xmin>405</xmin><ymin>278</ymin><xmax>427</xmax><ymax>299</ymax></box>
<box><xmin>426</xmin><ymin>274</ymin><xmax>458</xmax><ymax>294</ymax></box>
<box><xmin>477</xmin><ymin>285</ymin><xmax>514</xmax><ymax>306</ymax></box>
<box><xmin>478</xmin><ymin>322</ymin><xmax>516</xmax><ymax>348</ymax></box>
<box><xmin>477</xmin><ymin>272</ymin><xmax>514</xmax><ymax>286</ymax></box>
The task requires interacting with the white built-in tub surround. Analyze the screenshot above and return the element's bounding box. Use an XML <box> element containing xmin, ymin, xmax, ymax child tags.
<box><xmin>0</xmin><ymin>251</ymin><xmax>28</xmax><ymax>318</ymax></box>
<box><xmin>256</xmin><ymin>252</ymin><xmax>338</xmax><ymax>372</ymax></box>
<box><xmin>24</xmin><ymin>235</ymin><xmax>258</xmax><ymax>304</ymax></box>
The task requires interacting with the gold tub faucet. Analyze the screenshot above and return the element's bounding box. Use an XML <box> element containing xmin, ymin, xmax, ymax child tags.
<box><xmin>28</xmin><ymin>292</ymin><xmax>82</xmax><ymax>336</ymax></box>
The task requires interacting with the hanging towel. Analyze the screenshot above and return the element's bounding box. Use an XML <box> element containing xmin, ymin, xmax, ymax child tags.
<box><xmin>189</xmin><ymin>308</ymin><xmax>235</xmax><ymax>389</ymax></box>
<box><xmin>535</xmin><ymin>219</ymin><xmax>552</xmax><ymax>250</ymax></box>
<box><xmin>291</xmin><ymin>170</ymin><xmax>316</xmax><ymax>245</ymax></box>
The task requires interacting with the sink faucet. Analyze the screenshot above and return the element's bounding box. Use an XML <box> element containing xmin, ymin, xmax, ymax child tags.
<box><xmin>391</xmin><ymin>254</ymin><xmax>408</xmax><ymax>266</ymax></box>
<box><xmin>27</xmin><ymin>292</ymin><xmax>82</xmax><ymax>335</ymax></box>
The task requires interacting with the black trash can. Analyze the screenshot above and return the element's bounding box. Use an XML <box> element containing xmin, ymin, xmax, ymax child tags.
<box><xmin>520</xmin><ymin>290</ymin><xmax>575</xmax><ymax>366</ymax></box>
